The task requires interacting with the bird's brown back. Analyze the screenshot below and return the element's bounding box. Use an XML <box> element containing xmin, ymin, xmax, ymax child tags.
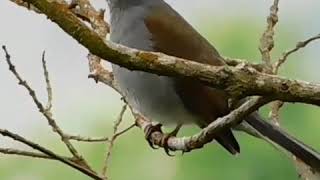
<box><xmin>144</xmin><ymin>3</ymin><xmax>240</xmax><ymax>154</ymax></box>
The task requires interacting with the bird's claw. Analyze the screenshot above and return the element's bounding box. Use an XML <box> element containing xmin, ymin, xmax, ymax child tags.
<box><xmin>145</xmin><ymin>123</ymin><xmax>163</xmax><ymax>149</ymax></box>
<box><xmin>161</xmin><ymin>124</ymin><xmax>182</xmax><ymax>156</ymax></box>
<box><xmin>145</xmin><ymin>123</ymin><xmax>182</xmax><ymax>156</ymax></box>
<box><xmin>160</xmin><ymin>131</ymin><xmax>178</xmax><ymax>156</ymax></box>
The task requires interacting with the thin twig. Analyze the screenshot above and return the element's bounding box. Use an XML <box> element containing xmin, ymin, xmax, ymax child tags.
<box><xmin>259</xmin><ymin>1</ymin><xmax>320</xmax><ymax>177</ymax></box>
<box><xmin>0</xmin><ymin>147</ymin><xmax>73</xmax><ymax>160</ymax></box>
<box><xmin>67</xmin><ymin>3</ymin><xmax>130</xmax><ymax>178</ymax></box>
<box><xmin>2</xmin><ymin>46</ymin><xmax>88</xmax><ymax>166</ymax></box>
<box><xmin>273</xmin><ymin>33</ymin><xmax>320</xmax><ymax>74</ymax></box>
<box><xmin>268</xmin><ymin>100</ymin><xmax>284</xmax><ymax>126</ymax></box>
<box><xmin>68</xmin><ymin>0</ymin><xmax>111</xmax><ymax>88</ymax></box>
<box><xmin>66</xmin><ymin>134</ymin><xmax>109</xmax><ymax>142</ymax></box>
<box><xmin>102</xmin><ymin>104</ymin><xmax>127</xmax><ymax>177</ymax></box>
<box><xmin>41</xmin><ymin>51</ymin><xmax>53</xmax><ymax>111</ymax></box>
<box><xmin>259</xmin><ymin>0</ymin><xmax>279</xmax><ymax>71</ymax></box>
<box><xmin>0</xmin><ymin>129</ymin><xmax>103</xmax><ymax>180</ymax></box>
<box><xmin>113</xmin><ymin>123</ymin><xmax>136</xmax><ymax>139</ymax></box>
<box><xmin>259</xmin><ymin>0</ymin><xmax>283</xmax><ymax>130</ymax></box>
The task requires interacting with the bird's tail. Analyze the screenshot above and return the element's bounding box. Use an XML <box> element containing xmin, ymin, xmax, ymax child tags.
<box><xmin>215</xmin><ymin>130</ymin><xmax>240</xmax><ymax>155</ymax></box>
<box><xmin>246</xmin><ymin>113</ymin><xmax>320</xmax><ymax>171</ymax></box>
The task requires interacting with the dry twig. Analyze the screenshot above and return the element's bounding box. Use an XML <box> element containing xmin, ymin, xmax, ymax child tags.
<box><xmin>1</xmin><ymin>45</ymin><xmax>110</xmax><ymax>178</ymax></box>
<box><xmin>41</xmin><ymin>51</ymin><xmax>53</xmax><ymax>111</ymax></box>
<box><xmin>273</xmin><ymin>33</ymin><xmax>320</xmax><ymax>74</ymax></box>
<box><xmin>6</xmin><ymin>1</ymin><xmax>124</xmax><ymax>179</ymax></box>
<box><xmin>66</xmin><ymin>134</ymin><xmax>110</xmax><ymax>142</ymax></box>
<box><xmin>2</xmin><ymin>46</ymin><xmax>86</xmax><ymax>164</ymax></box>
<box><xmin>0</xmin><ymin>128</ymin><xmax>103</xmax><ymax>180</ymax></box>
<box><xmin>268</xmin><ymin>101</ymin><xmax>284</xmax><ymax>126</ymax></box>
<box><xmin>259</xmin><ymin>0</ymin><xmax>283</xmax><ymax>127</ymax></box>
<box><xmin>0</xmin><ymin>147</ymin><xmax>63</xmax><ymax>160</ymax></box>
<box><xmin>101</xmin><ymin>104</ymin><xmax>128</xmax><ymax>176</ymax></box>
<box><xmin>259</xmin><ymin>0</ymin><xmax>279</xmax><ymax>70</ymax></box>
<box><xmin>259</xmin><ymin>1</ymin><xmax>320</xmax><ymax>178</ymax></box>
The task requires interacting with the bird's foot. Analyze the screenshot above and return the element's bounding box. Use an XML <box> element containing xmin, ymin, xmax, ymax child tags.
<box><xmin>145</xmin><ymin>123</ymin><xmax>182</xmax><ymax>156</ymax></box>
<box><xmin>160</xmin><ymin>124</ymin><xmax>182</xmax><ymax>156</ymax></box>
<box><xmin>145</xmin><ymin>123</ymin><xmax>163</xmax><ymax>149</ymax></box>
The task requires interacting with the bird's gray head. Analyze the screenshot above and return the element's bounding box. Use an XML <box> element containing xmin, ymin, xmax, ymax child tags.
<box><xmin>107</xmin><ymin>0</ymin><xmax>160</xmax><ymax>9</ymax></box>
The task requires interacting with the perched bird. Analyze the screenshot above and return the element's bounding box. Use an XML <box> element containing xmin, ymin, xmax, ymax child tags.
<box><xmin>107</xmin><ymin>0</ymin><xmax>320</xmax><ymax>170</ymax></box>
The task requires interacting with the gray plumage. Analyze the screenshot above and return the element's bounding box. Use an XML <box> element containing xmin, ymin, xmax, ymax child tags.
<box><xmin>107</xmin><ymin>0</ymin><xmax>320</xmax><ymax>169</ymax></box>
<box><xmin>109</xmin><ymin>1</ymin><xmax>199</xmax><ymax>126</ymax></box>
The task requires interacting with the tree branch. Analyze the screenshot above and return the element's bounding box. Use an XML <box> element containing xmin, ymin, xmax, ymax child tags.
<box><xmin>274</xmin><ymin>33</ymin><xmax>320</xmax><ymax>74</ymax></box>
<box><xmin>259</xmin><ymin>0</ymin><xmax>279</xmax><ymax>71</ymax></box>
<box><xmin>0</xmin><ymin>147</ymin><xmax>67</xmax><ymax>160</ymax></box>
<box><xmin>11</xmin><ymin>0</ymin><xmax>314</xmax><ymax>156</ymax></box>
<box><xmin>102</xmin><ymin>104</ymin><xmax>127</xmax><ymax>176</ymax></box>
<box><xmin>2</xmin><ymin>45</ymin><xmax>87</xmax><ymax>164</ymax></box>
<box><xmin>6</xmin><ymin>0</ymin><xmax>320</xmax><ymax>179</ymax></box>
<box><xmin>258</xmin><ymin>0</ymin><xmax>320</xmax><ymax>178</ymax></box>
<box><xmin>41</xmin><ymin>51</ymin><xmax>53</xmax><ymax>111</ymax></box>
<box><xmin>134</xmin><ymin>97</ymin><xmax>271</xmax><ymax>152</ymax></box>
<box><xmin>65</xmin><ymin>134</ymin><xmax>110</xmax><ymax>142</ymax></box>
<box><xmin>0</xmin><ymin>128</ymin><xmax>104</xmax><ymax>180</ymax></box>
<box><xmin>259</xmin><ymin>0</ymin><xmax>282</xmax><ymax>126</ymax></box>
<box><xmin>10</xmin><ymin>0</ymin><xmax>320</xmax><ymax>107</ymax></box>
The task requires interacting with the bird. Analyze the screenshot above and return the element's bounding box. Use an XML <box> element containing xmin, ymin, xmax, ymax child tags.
<box><xmin>106</xmin><ymin>0</ymin><xmax>320</xmax><ymax>170</ymax></box>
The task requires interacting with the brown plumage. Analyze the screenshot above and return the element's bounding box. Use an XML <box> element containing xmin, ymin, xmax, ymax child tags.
<box><xmin>145</xmin><ymin>3</ymin><xmax>240</xmax><ymax>154</ymax></box>
<box><xmin>108</xmin><ymin>0</ymin><xmax>320</xmax><ymax>169</ymax></box>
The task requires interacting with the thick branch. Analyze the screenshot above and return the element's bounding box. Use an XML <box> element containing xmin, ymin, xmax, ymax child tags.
<box><xmin>8</xmin><ymin>0</ymin><xmax>320</xmax><ymax>177</ymax></box>
<box><xmin>135</xmin><ymin>97</ymin><xmax>270</xmax><ymax>152</ymax></box>
<box><xmin>223</xmin><ymin>57</ymin><xmax>265</xmax><ymax>72</ymax></box>
<box><xmin>13</xmin><ymin>0</ymin><xmax>320</xmax><ymax>106</ymax></box>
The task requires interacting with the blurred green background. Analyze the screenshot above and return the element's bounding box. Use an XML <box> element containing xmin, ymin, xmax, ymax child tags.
<box><xmin>1</xmin><ymin>0</ymin><xmax>320</xmax><ymax>180</ymax></box>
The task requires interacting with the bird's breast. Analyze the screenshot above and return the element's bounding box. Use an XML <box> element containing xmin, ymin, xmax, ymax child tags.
<box><xmin>109</xmin><ymin>6</ymin><xmax>199</xmax><ymax>125</ymax></box>
<box><xmin>112</xmin><ymin>65</ymin><xmax>198</xmax><ymax>125</ymax></box>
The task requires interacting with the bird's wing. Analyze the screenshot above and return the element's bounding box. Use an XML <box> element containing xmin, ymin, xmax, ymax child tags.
<box><xmin>144</xmin><ymin>3</ymin><xmax>240</xmax><ymax>154</ymax></box>
<box><xmin>144</xmin><ymin>3</ymin><xmax>223</xmax><ymax>66</ymax></box>
<box><xmin>144</xmin><ymin>3</ymin><xmax>230</xmax><ymax>121</ymax></box>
